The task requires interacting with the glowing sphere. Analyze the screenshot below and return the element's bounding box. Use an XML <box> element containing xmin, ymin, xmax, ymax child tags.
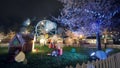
<box><xmin>23</xmin><ymin>19</ymin><xmax>30</xmax><ymax>27</ymax></box>
<box><xmin>96</xmin><ymin>50</ymin><xmax>107</xmax><ymax>60</ymax></box>
<box><xmin>44</xmin><ymin>20</ymin><xmax>57</xmax><ymax>32</ymax></box>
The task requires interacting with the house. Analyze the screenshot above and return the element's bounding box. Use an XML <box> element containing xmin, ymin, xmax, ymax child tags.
<box><xmin>9</xmin><ymin>33</ymin><xmax>34</xmax><ymax>54</ymax></box>
<box><xmin>85</xmin><ymin>36</ymin><xmax>97</xmax><ymax>44</ymax></box>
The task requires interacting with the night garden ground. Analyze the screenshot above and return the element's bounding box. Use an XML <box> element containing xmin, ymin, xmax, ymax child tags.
<box><xmin>0</xmin><ymin>44</ymin><xmax>120</xmax><ymax>68</ymax></box>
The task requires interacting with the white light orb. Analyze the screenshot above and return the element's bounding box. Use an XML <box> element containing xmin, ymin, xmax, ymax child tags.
<box><xmin>44</xmin><ymin>20</ymin><xmax>57</xmax><ymax>32</ymax></box>
<box><xmin>23</xmin><ymin>19</ymin><xmax>30</xmax><ymax>27</ymax></box>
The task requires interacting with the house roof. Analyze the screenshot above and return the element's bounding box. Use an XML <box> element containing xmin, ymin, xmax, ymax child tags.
<box><xmin>9</xmin><ymin>33</ymin><xmax>34</xmax><ymax>47</ymax></box>
<box><xmin>9</xmin><ymin>33</ymin><xmax>25</xmax><ymax>46</ymax></box>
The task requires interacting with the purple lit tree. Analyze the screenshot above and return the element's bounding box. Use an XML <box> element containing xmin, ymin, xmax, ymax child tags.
<box><xmin>54</xmin><ymin>0</ymin><xmax>120</xmax><ymax>50</ymax></box>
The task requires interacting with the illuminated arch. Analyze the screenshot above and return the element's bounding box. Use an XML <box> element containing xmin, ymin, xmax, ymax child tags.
<box><xmin>35</xmin><ymin>20</ymin><xmax>57</xmax><ymax>37</ymax></box>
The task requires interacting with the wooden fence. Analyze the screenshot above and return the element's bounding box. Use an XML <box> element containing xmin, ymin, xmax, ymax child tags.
<box><xmin>65</xmin><ymin>52</ymin><xmax>120</xmax><ymax>68</ymax></box>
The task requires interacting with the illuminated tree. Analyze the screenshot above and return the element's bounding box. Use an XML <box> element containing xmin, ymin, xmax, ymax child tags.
<box><xmin>54</xmin><ymin>0</ymin><xmax>120</xmax><ymax>50</ymax></box>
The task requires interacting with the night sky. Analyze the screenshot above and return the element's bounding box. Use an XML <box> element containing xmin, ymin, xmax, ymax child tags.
<box><xmin>0</xmin><ymin>0</ymin><xmax>120</xmax><ymax>33</ymax></box>
<box><xmin>0</xmin><ymin>0</ymin><xmax>62</xmax><ymax>33</ymax></box>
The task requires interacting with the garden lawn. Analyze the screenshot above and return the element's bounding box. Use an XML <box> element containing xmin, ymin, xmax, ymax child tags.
<box><xmin>0</xmin><ymin>45</ymin><xmax>120</xmax><ymax>68</ymax></box>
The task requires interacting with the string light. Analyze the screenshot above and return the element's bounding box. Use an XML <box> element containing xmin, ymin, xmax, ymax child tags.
<box><xmin>54</xmin><ymin>0</ymin><xmax>120</xmax><ymax>36</ymax></box>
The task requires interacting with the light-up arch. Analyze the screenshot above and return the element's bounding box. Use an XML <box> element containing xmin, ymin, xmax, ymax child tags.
<box><xmin>35</xmin><ymin>20</ymin><xmax>57</xmax><ymax>38</ymax></box>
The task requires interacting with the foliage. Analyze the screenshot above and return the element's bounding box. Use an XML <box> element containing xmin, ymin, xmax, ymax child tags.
<box><xmin>54</xmin><ymin>0</ymin><xmax>120</xmax><ymax>36</ymax></box>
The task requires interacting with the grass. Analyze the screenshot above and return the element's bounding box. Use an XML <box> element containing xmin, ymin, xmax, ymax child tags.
<box><xmin>0</xmin><ymin>44</ymin><xmax>120</xmax><ymax>68</ymax></box>
<box><xmin>0</xmin><ymin>46</ymin><xmax>8</xmax><ymax>54</ymax></box>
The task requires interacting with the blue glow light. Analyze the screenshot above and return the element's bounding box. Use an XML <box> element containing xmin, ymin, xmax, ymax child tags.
<box><xmin>90</xmin><ymin>52</ymin><xmax>95</xmax><ymax>56</ymax></box>
<box><xmin>96</xmin><ymin>50</ymin><xmax>107</xmax><ymax>60</ymax></box>
<box><xmin>105</xmin><ymin>48</ymin><xmax>113</xmax><ymax>54</ymax></box>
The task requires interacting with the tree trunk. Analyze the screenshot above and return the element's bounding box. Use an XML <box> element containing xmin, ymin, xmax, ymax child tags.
<box><xmin>96</xmin><ymin>32</ymin><xmax>101</xmax><ymax>50</ymax></box>
<box><xmin>96</xmin><ymin>20</ymin><xmax>101</xmax><ymax>50</ymax></box>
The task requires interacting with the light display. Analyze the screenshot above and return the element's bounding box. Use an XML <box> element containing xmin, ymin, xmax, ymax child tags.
<box><xmin>20</xmin><ymin>19</ymin><xmax>31</xmax><ymax>34</ymax></box>
<box><xmin>105</xmin><ymin>48</ymin><xmax>113</xmax><ymax>54</ymax></box>
<box><xmin>96</xmin><ymin>50</ymin><xmax>107</xmax><ymax>60</ymax></box>
<box><xmin>35</xmin><ymin>20</ymin><xmax>57</xmax><ymax>37</ymax></box>
<box><xmin>54</xmin><ymin>0</ymin><xmax>120</xmax><ymax>50</ymax></box>
<box><xmin>90</xmin><ymin>51</ymin><xmax>107</xmax><ymax>60</ymax></box>
<box><xmin>23</xmin><ymin>18</ymin><xmax>31</xmax><ymax>27</ymax></box>
<box><xmin>15</xmin><ymin>51</ymin><xmax>25</xmax><ymax>62</ymax></box>
<box><xmin>90</xmin><ymin>52</ymin><xmax>95</xmax><ymax>56</ymax></box>
<box><xmin>40</xmin><ymin>38</ymin><xmax>46</xmax><ymax>45</ymax></box>
<box><xmin>44</xmin><ymin>21</ymin><xmax>57</xmax><ymax>32</ymax></box>
<box><xmin>55</xmin><ymin>0</ymin><xmax>120</xmax><ymax>36</ymax></box>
